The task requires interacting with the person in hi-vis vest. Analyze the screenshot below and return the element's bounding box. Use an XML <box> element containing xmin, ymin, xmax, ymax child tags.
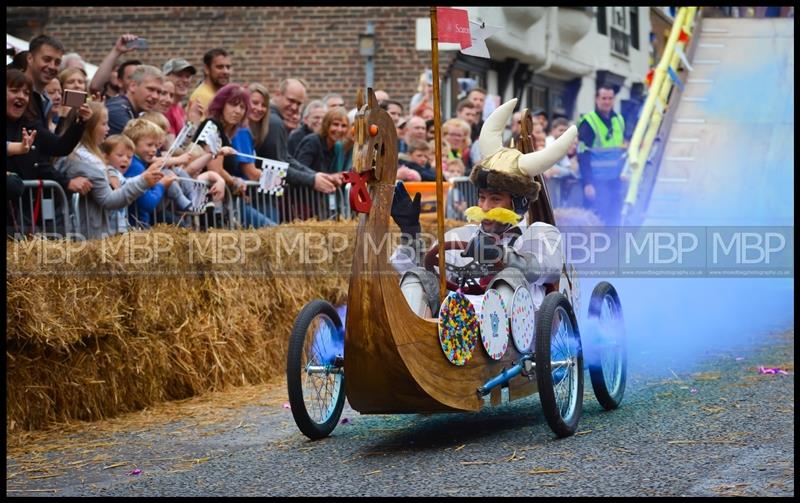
<box><xmin>577</xmin><ymin>84</ymin><xmax>628</xmax><ymax>226</ymax></box>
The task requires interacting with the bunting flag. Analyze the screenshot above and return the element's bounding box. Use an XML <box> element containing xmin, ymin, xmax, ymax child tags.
<box><xmin>674</xmin><ymin>45</ymin><xmax>694</xmax><ymax>72</ymax></box>
<box><xmin>666</xmin><ymin>66</ymin><xmax>684</xmax><ymax>92</ymax></box>
<box><xmin>645</xmin><ymin>67</ymin><xmax>655</xmax><ymax>87</ymax></box>
<box><xmin>437</xmin><ymin>7</ymin><xmax>472</xmax><ymax>49</ymax></box>
<box><xmin>460</xmin><ymin>20</ymin><xmax>500</xmax><ymax>59</ymax></box>
<box><xmin>258</xmin><ymin>158</ymin><xmax>289</xmax><ymax>196</ymax></box>
<box><xmin>163</xmin><ymin>122</ymin><xmax>194</xmax><ymax>160</ymax></box>
<box><xmin>678</xmin><ymin>27</ymin><xmax>690</xmax><ymax>44</ymax></box>
<box><xmin>193</xmin><ymin>120</ymin><xmax>222</xmax><ymax>155</ymax></box>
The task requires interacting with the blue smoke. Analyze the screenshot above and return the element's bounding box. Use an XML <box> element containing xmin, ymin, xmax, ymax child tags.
<box><xmin>577</xmin><ymin>277</ymin><xmax>794</xmax><ymax>368</ymax></box>
<box><xmin>312</xmin><ymin>304</ymin><xmax>346</xmax><ymax>365</ymax></box>
<box><xmin>578</xmin><ymin>30</ymin><xmax>794</xmax><ymax>369</ymax></box>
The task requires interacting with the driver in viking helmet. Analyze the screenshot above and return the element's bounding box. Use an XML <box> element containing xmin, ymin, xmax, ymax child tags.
<box><xmin>390</xmin><ymin>98</ymin><xmax>578</xmax><ymax>317</ymax></box>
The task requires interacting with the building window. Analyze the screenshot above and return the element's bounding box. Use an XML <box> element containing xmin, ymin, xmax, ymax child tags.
<box><xmin>609</xmin><ymin>6</ymin><xmax>630</xmax><ymax>58</ymax></box>
<box><xmin>630</xmin><ymin>7</ymin><xmax>640</xmax><ymax>50</ymax></box>
<box><xmin>597</xmin><ymin>7</ymin><xmax>607</xmax><ymax>35</ymax></box>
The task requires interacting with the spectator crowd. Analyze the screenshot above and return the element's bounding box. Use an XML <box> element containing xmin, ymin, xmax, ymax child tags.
<box><xmin>7</xmin><ymin>32</ymin><xmax>631</xmax><ymax>240</ymax></box>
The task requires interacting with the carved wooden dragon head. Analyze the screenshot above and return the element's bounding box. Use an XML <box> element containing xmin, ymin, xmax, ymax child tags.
<box><xmin>351</xmin><ymin>88</ymin><xmax>398</xmax><ymax>183</ymax></box>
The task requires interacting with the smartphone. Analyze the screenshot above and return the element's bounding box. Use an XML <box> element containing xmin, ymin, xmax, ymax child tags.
<box><xmin>63</xmin><ymin>89</ymin><xmax>87</xmax><ymax>108</ymax></box>
<box><xmin>126</xmin><ymin>38</ymin><xmax>149</xmax><ymax>51</ymax></box>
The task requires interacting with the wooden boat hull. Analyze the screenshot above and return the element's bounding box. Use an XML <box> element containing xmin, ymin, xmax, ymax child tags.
<box><xmin>344</xmin><ymin>89</ymin><xmax>540</xmax><ymax>414</ymax></box>
<box><xmin>344</xmin><ymin>140</ymin><xmax>538</xmax><ymax>414</ymax></box>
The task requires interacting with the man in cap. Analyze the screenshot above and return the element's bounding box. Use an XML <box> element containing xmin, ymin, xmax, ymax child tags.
<box><xmin>162</xmin><ymin>58</ymin><xmax>201</xmax><ymax>135</ymax></box>
<box><xmin>391</xmin><ymin>98</ymin><xmax>577</xmax><ymax>317</ymax></box>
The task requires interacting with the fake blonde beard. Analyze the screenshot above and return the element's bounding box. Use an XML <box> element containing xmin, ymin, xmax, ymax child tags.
<box><xmin>464</xmin><ymin>206</ymin><xmax>522</xmax><ymax>226</ymax></box>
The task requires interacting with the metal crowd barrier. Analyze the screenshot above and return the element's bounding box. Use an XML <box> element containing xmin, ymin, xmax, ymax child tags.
<box><xmin>148</xmin><ymin>177</ymin><xmax>236</xmax><ymax>231</ymax></box>
<box><xmin>239</xmin><ymin>181</ymin><xmax>352</xmax><ymax>224</ymax></box>
<box><xmin>446</xmin><ymin>176</ymin><xmax>478</xmax><ymax>221</ymax></box>
<box><xmin>6</xmin><ymin>180</ymin><xmax>72</xmax><ymax>238</ymax></box>
<box><xmin>9</xmin><ymin>175</ymin><xmax>446</xmax><ymax>240</ymax></box>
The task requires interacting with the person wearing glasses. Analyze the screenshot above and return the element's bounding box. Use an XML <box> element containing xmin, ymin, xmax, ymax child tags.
<box><xmin>256</xmin><ymin>78</ymin><xmax>342</xmax><ymax>196</ymax></box>
<box><xmin>577</xmin><ymin>84</ymin><xmax>628</xmax><ymax>226</ymax></box>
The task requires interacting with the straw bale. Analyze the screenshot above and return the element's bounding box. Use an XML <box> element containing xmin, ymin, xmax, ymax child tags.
<box><xmin>6</xmin><ymin>219</ymin><xmax>465</xmax><ymax>432</ymax></box>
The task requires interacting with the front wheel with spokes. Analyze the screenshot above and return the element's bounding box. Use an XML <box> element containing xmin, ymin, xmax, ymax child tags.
<box><xmin>286</xmin><ymin>300</ymin><xmax>346</xmax><ymax>440</ymax></box>
<box><xmin>535</xmin><ymin>292</ymin><xmax>583</xmax><ymax>438</ymax></box>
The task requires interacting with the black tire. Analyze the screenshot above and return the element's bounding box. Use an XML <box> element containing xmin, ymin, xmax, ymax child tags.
<box><xmin>535</xmin><ymin>292</ymin><xmax>584</xmax><ymax>438</ymax></box>
<box><xmin>286</xmin><ymin>299</ymin><xmax>346</xmax><ymax>440</ymax></box>
<box><xmin>587</xmin><ymin>282</ymin><xmax>627</xmax><ymax>410</ymax></box>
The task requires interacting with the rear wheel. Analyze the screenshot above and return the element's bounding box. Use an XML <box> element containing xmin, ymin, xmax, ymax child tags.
<box><xmin>286</xmin><ymin>300</ymin><xmax>346</xmax><ymax>439</ymax></box>
<box><xmin>535</xmin><ymin>292</ymin><xmax>583</xmax><ymax>438</ymax></box>
<box><xmin>587</xmin><ymin>282</ymin><xmax>627</xmax><ymax>410</ymax></box>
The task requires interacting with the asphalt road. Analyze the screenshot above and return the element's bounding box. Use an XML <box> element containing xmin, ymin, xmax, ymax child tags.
<box><xmin>6</xmin><ymin>330</ymin><xmax>794</xmax><ymax>497</ymax></box>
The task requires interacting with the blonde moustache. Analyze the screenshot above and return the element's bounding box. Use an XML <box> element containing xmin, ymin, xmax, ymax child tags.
<box><xmin>463</xmin><ymin>206</ymin><xmax>521</xmax><ymax>225</ymax></box>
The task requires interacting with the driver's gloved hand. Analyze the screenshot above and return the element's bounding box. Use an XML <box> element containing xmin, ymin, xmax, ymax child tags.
<box><xmin>462</xmin><ymin>230</ymin><xmax>503</xmax><ymax>265</ymax></box>
<box><xmin>391</xmin><ymin>181</ymin><xmax>421</xmax><ymax>242</ymax></box>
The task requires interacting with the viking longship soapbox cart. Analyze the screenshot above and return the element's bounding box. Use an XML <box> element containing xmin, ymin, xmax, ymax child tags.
<box><xmin>287</xmin><ymin>90</ymin><xmax>626</xmax><ymax>440</ymax></box>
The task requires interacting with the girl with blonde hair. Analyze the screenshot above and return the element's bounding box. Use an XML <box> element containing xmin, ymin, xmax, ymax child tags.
<box><xmin>60</xmin><ymin>102</ymin><xmax>164</xmax><ymax>238</ymax></box>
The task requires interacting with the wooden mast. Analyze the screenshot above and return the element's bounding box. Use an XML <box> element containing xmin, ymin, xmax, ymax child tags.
<box><xmin>429</xmin><ymin>6</ymin><xmax>447</xmax><ymax>303</ymax></box>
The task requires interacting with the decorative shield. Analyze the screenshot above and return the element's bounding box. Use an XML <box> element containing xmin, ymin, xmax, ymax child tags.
<box><xmin>479</xmin><ymin>289</ymin><xmax>509</xmax><ymax>360</ymax></box>
<box><xmin>510</xmin><ymin>286</ymin><xmax>535</xmax><ymax>353</ymax></box>
<box><xmin>438</xmin><ymin>291</ymin><xmax>479</xmax><ymax>366</ymax></box>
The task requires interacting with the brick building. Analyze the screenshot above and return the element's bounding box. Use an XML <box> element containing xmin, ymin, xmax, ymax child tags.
<box><xmin>8</xmin><ymin>7</ymin><xmax>655</xmax><ymax>124</ymax></box>
<box><xmin>6</xmin><ymin>6</ymin><xmax>456</xmax><ymax>111</ymax></box>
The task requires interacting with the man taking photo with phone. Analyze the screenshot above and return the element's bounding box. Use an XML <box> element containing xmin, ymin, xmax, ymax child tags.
<box><xmin>89</xmin><ymin>34</ymin><xmax>144</xmax><ymax>98</ymax></box>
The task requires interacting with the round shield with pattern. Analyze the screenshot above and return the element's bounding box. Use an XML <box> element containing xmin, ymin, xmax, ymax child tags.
<box><xmin>479</xmin><ymin>289</ymin><xmax>509</xmax><ymax>360</ymax></box>
<box><xmin>438</xmin><ymin>291</ymin><xmax>479</xmax><ymax>366</ymax></box>
<box><xmin>510</xmin><ymin>286</ymin><xmax>536</xmax><ymax>353</ymax></box>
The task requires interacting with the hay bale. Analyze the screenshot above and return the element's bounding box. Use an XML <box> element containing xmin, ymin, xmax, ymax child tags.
<box><xmin>6</xmin><ymin>218</ymin><xmax>467</xmax><ymax>433</ymax></box>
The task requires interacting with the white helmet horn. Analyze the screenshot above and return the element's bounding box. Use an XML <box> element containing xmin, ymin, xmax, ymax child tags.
<box><xmin>477</xmin><ymin>98</ymin><xmax>517</xmax><ymax>160</ymax></box>
<box><xmin>518</xmin><ymin>125</ymin><xmax>578</xmax><ymax>178</ymax></box>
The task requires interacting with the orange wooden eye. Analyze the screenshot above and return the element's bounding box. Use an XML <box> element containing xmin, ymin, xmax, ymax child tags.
<box><xmin>350</xmin><ymin>126</ymin><xmax>355</xmax><ymax>136</ymax></box>
<box><xmin>369</xmin><ymin>124</ymin><xmax>378</xmax><ymax>136</ymax></box>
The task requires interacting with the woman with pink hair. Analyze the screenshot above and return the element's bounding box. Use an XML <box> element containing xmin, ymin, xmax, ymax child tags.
<box><xmin>193</xmin><ymin>83</ymin><xmax>274</xmax><ymax>227</ymax></box>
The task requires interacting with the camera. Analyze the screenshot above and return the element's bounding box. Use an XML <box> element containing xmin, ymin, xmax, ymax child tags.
<box><xmin>63</xmin><ymin>89</ymin><xmax>87</xmax><ymax>108</ymax></box>
<box><xmin>126</xmin><ymin>38</ymin><xmax>149</xmax><ymax>51</ymax></box>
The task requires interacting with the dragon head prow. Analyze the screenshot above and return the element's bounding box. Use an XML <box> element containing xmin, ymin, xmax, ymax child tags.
<box><xmin>352</xmin><ymin>88</ymin><xmax>398</xmax><ymax>184</ymax></box>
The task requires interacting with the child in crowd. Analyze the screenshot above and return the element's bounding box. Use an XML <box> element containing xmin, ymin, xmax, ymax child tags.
<box><xmin>60</xmin><ymin>102</ymin><xmax>164</xmax><ymax>239</ymax></box>
<box><xmin>443</xmin><ymin>158</ymin><xmax>468</xmax><ymax>220</ymax></box>
<box><xmin>100</xmin><ymin>134</ymin><xmax>143</xmax><ymax>234</ymax></box>
<box><xmin>121</xmin><ymin>117</ymin><xmax>188</xmax><ymax>226</ymax></box>
<box><xmin>140</xmin><ymin>111</ymin><xmax>176</xmax><ymax>148</ymax></box>
<box><xmin>398</xmin><ymin>139</ymin><xmax>436</xmax><ymax>182</ymax></box>
<box><xmin>443</xmin><ymin>157</ymin><xmax>466</xmax><ymax>181</ymax></box>
<box><xmin>141</xmin><ymin>111</ymin><xmax>225</xmax><ymax>211</ymax></box>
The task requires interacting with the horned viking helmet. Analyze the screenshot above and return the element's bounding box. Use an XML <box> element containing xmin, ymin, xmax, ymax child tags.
<box><xmin>469</xmin><ymin>98</ymin><xmax>578</xmax><ymax>202</ymax></box>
